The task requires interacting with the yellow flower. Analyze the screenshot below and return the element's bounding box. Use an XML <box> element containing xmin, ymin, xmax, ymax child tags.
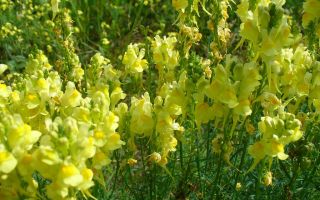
<box><xmin>236</xmin><ymin>182</ymin><xmax>242</xmax><ymax>191</ymax></box>
<box><xmin>110</xmin><ymin>87</ymin><xmax>126</xmax><ymax>108</ymax></box>
<box><xmin>130</xmin><ymin>92</ymin><xmax>154</xmax><ymax>136</ymax></box>
<box><xmin>206</xmin><ymin>79</ymin><xmax>238</xmax><ymax>108</ymax></box>
<box><xmin>127</xmin><ymin>158</ymin><xmax>138</xmax><ymax>166</ymax></box>
<box><xmin>172</xmin><ymin>0</ymin><xmax>188</xmax><ymax>11</ymax></box>
<box><xmin>205</xmin><ymin>65</ymin><xmax>239</xmax><ymax>108</ymax></box>
<box><xmin>248</xmin><ymin>112</ymin><xmax>302</xmax><ymax>171</ymax></box>
<box><xmin>0</xmin><ymin>146</ymin><xmax>17</xmax><ymax>174</ymax></box>
<box><xmin>0</xmin><ymin>83</ymin><xmax>10</xmax><ymax>98</ymax></box>
<box><xmin>302</xmin><ymin>0</ymin><xmax>320</xmax><ymax>27</ymax></box>
<box><xmin>93</xmin><ymin>151</ymin><xmax>110</xmax><ymax>169</ymax></box>
<box><xmin>78</xmin><ymin>168</ymin><xmax>94</xmax><ymax>190</ymax></box>
<box><xmin>104</xmin><ymin>112</ymin><xmax>119</xmax><ymax>134</ymax></box>
<box><xmin>93</xmin><ymin>130</ymin><xmax>106</xmax><ymax>147</ymax></box>
<box><xmin>72</xmin><ymin>66</ymin><xmax>84</xmax><ymax>82</ymax></box>
<box><xmin>46</xmin><ymin>183</ymin><xmax>68</xmax><ymax>199</ymax></box>
<box><xmin>72</xmin><ymin>107</ymin><xmax>90</xmax><ymax>122</ymax></box>
<box><xmin>8</xmin><ymin>121</ymin><xmax>41</xmax><ymax>153</ymax></box>
<box><xmin>195</xmin><ymin>102</ymin><xmax>215</xmax><ymax>127</ymax></box>
<box><xmin>51</xmin><ymin>0</ymin><xmax>60</xmax><ymax>19</ymax></box>
<box><xmin>248</xmin><ymin>141</ymin><xmax>266</xmax><ymax>171</ymax></box>
<box><xmin>122</xmin><ymin>43</ymin><xmax>148</xmax><ymax>75</ymax></box>
<box><xmin>237</xmin><ymin>62</ymin><xmax>261</xmax><ymax>99</ymax></box>
<box><xmin>263</xmin><ymin>171</ymin><xmax>273</xmax><ymax>186</ymax></box>
<box><xmin>149</xmin><ymin>152</ymin><xmax>162</xmax><ymax>163</ymax></box>
<box><xmin>233</xmin><ymin>99</ymin><xmax>252</xmax><ymax>116</ymax></box>
<box><xmin>152</xmin><ymin>35</ymin><xmax>179</xmax><ymax>71</ymax></box>
<box><xmin>61</xmin><ymin>82</ymin><xmax>82</xmax><ymax>107</ymax></box>
<box><xmin>58</xmin><ymin>163</ymin><xmax>83</xmax><ymax>187</ymax></box>
<box><xmin>240</xmin><ymin>19</ymin><xmax>259</xmax><ymax>43</ymax></box>
<box><xmin>104</xmin><ymin>133</ymin><xmax>125</xmax><ymax>151</ymax></box>
<box><xmin>236</xmin><ymin>0</ymin><xmax>249</xmax><ymax>22</ymax></box>
<box><xmin>32</xmin><ymin>146</ymin><xmax>62</xmax><ymax>178</ymax></box>
<box><xmin>25</xmin><ymin>92</ymin><xmax>40</xmax><ymax>109</ymax></box>
<box><xmin>0</xmin><ymin>64</ymin><xmax>8</xmax><ymax>75</ymax></box>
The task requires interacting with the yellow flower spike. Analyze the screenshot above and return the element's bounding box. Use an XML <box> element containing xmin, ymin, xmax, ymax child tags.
<box><xmin>249</xmin><ymin>112</ymin><xmax>303</xmax><ymax>171</ymax></box>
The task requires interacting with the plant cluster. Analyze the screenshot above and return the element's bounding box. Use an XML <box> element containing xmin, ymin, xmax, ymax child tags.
<box><xmin>0</xmin><ymin>0</ymin><xmax>320</xmax><ymax>199</ymax></box>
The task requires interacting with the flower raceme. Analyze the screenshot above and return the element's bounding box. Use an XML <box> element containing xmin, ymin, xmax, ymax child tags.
<box><xmin>248</xmin><ymin>112</ymin><xmax>303</xmax><ymax>171</ymax></box>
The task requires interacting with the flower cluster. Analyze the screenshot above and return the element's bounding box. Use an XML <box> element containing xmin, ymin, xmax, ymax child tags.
<box><xmin>248</xmin><ymin>112</ymin><xmax>302</xmax><ymax>171</ymax></box>
<box><xmin>0</xmin><ymin>52</ymin><xmax>125</xmax><ymax>199</ymax></box>
<box><xmin>0</xmin><ymin>0</ymin><xmax>318</xmax><ymax>198</ymax></box>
